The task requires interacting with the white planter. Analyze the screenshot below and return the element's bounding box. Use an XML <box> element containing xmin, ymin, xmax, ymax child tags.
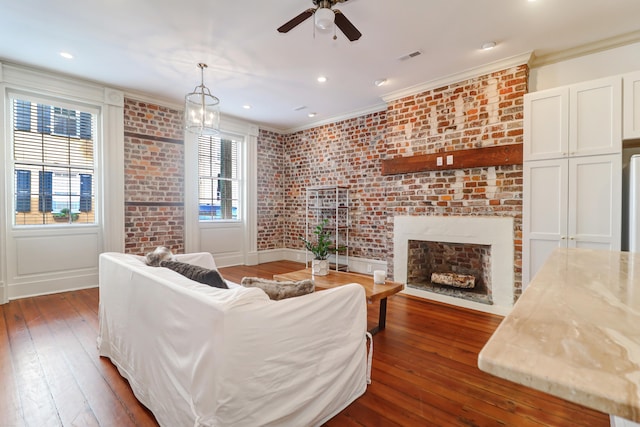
<box><xmin>312</xmin><ymin>259</ymin><xmax>329</xmax><ymax>276</ymax></box>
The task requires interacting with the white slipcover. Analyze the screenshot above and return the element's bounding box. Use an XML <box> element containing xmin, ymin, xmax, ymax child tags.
<box><xmin>97</xmin><ymin>252</ymin><xmax>368</xmax><ymax>427</ymax></box>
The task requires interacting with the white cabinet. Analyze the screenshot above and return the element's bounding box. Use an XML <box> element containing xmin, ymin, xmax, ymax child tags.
<box><xmin>568</xmin><ymin>155</ymin><xmax>621</xmax><ymax>251</ymax></box>
<box><xmin>523</xmin><ymin>159</ymin><xmax>568</xmax><ymax>284</ymax></box>
<box><xmin>623</xmin><ymin>71</ymin><xmax>640</xmax><ymax>139</ymax></box>
<box><xmin>524</xmin><ymin>77</ymin><xmax>621</xmax><ymax>161</ymax></box>
<box><xmin>569</xmin><ymin>77</ymin><xmax>622</xmax><ymax>156</ymax></box>
<box><xmin>524</xmin><ymin>87</ymin><xmax>568</xmax><ymax>161</ymax></box>
<box><xmin>523</xmin><ymin>155</ymin><xmax>622</xmax><ymax>285</ymax></box>
<box><xmin>523</xmin><ymin>76</ymin><xmax>623</xmax><ymax>286</ymax></box>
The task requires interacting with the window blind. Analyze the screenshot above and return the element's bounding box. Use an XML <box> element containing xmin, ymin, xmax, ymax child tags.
<box><xmin>12</xmin><ymin>97</ymin><xmax>96</xmax><ymax>225</ymax></box>
<box><xmin>198</xmin><ymin>135</ymin><xmax>240</xmax><ymax>220</ymax></box>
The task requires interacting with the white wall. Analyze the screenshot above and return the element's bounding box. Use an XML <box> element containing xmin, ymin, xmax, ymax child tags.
<box><xmin>530</xmin><ymin>41</ymin><xmax>640</xmax><ymax>92</ymax></box>
<box><xmin>0</xmin><ymin>62</ymin><xmax>125</xmax><ymax>302</ymax></box>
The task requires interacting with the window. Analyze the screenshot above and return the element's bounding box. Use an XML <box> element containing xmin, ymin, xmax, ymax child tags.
<box><xmin>12</xmin><ymin>97</ymin><xmax>97</xmax><ymax>225</ymax></box>
<box><xmin>198</xmin><ymin>134</ymin><xmax>241</xmax><ymax>221</ymax></box>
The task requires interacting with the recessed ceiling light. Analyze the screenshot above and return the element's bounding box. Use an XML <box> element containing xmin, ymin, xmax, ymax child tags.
<box><xmin>308</xmin><ymin>112</ymin><xmax>317</xmax><ymax>118</ymax></box>
<box><xmin>374</xmin><ymin>79</ymin><xmax>387</xmax><ymax>87</ymax></box>
<box><xmin>317</xmin><ymin>76</ymin><xmax>327</xmax><ymax>83</ymax></box>
<box><xmin>243</xmin><ymin>104</ymin><xmax>251</xmax><ymax>109</ymax></box>
<box><xmin>481</xmin><ymin>41</ymin><xmax>497</xmax><ymax>51</ymax></box>
<box><xmin>60</xmin><ymin>52</ymin><xmax>74</xmax><ymax>59</ymax></box>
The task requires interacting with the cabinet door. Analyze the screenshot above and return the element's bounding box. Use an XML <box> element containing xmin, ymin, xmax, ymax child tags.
<box><xmin>524</xmin><ymin>88</ymin><xmax>569</xmax><ymax>161</ymax></box>
<box><xmin>623</xmin><ymin>71</ymin><xmax>640</xmax><ymax>140</ymax></box>
<box><xmin>570</xmin><ymin>77</ymin><xmax>622</xmax><ymax>156</ymax></box>
<box><xmin>568</xmin><ymin>154</ymin><xmax>621</xmax><ymax>251</ymax></box>
<box><xmin>523</xmin><ymin>159</ymin><xmax>569</xmax><ymax>286</ymax></box>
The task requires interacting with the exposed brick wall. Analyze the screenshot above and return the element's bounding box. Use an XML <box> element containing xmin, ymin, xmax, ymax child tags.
<box><xmin>257</xmin><ymin>129</ymin><xmax>285</xmax><ymax>250</ymax></box>
<box><xmin>281</xmin><ymin>111</ymin><xmax>388</xmax><ymax>259</ymax></box>
<box><xmin>384</xmin><ymin>65</ymin><xmax>527</xmax><ymax>298</ymax></box>
<box><xmin>276</xmin><ymin>64</ymin><xmax>527</xmax><ymax>300</ymax></box>
<box><xmin>123</xmin><ymin>98</ymin><xmax>185</xmax><ymax>255</ymax></box>
<box><xmin>385</xmin><ymin>66</ymin><xmax>527</xmax><ymax>155</ymax></box>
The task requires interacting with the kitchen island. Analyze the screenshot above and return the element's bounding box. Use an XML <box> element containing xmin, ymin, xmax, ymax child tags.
<box><xmin>479</xmin><ymin>248</ymin><xmax>640</xmax><ymax>425</ymax></box>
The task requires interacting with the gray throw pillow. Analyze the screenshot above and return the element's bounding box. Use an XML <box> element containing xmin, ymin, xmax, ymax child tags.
<box><xmin>160</xmin><ymin>260</ymin><xmax>228</xmax><ymax>289</ymax></box>
<box><xmin>241</xmin><ymin>277</ymin><xmax>314</xmax><ymax>300</ymax></box>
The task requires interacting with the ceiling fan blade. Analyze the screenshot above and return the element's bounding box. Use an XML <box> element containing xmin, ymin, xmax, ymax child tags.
<box><xmin>334</xmin><ymin>10</ymin><xmax>361</xmax><ymax>41</ymax></box>
<box><xmin>277</xmin><ymin>8</ymin><xmax>315</xmax><ymax>33</ymax></box>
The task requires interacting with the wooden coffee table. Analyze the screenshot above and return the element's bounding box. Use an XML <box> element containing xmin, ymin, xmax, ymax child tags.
<box><xmin>273</xmin><ymin>268</ymin><xmax>404</xmax><ymax>334</ymax></box>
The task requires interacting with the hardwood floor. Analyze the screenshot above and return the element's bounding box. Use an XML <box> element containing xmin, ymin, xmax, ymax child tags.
<box><xmin>0</xmin><ymin>261</ymin><xmax>609</xmax><ymax>426</ymax></box>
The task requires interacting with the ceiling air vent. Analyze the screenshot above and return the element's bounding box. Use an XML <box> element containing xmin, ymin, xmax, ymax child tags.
<box><xmin>293</xmin><ymin>105</ymin><xmax>307</xmax><ymax>111</ymax></box>
<box><xmin>398</xmin><ymin>50</ymin><xmax>422</xmax><ymax>61</ymax></box>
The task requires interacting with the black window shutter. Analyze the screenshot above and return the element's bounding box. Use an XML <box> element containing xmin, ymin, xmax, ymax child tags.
<box><xmin>79</xmin><ymin>174</ymin><xmax>92</xmax><ymax>212</ymax></box>
<box><xmin>37</xmin><ymin>104</ymin><xmax>51</xmax><ymax>134</ymax></box>
<box><xmin>16</xmin><ymin>170</ymin><xmax>31</xmax><ymax>212</ymax></box>
<box><xmin>15</xmin><ymin>100</ymin><xmax>31</xmax><ymax>131</ymax></box>
<box><xmin>38</xmin><ymin>171</ymin><xmax>53</xmax><ymax>212</ymax></box>
<box><xmin>79</xmin><ymin>112</ymin><xmax>92</xmax><ymax>139</ymax></box>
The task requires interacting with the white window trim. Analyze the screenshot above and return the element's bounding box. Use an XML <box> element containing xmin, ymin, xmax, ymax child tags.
<box><xmin>0</xmin><ymin>61</ymin><xmax>124</xmax><ymax>304</ymax></box>
<box><xmin>184</xmin><ymin>116</ymin><xmax>258</xmax><ymax>264</ymax></box>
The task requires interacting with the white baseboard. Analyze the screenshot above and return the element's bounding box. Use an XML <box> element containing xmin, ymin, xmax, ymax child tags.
<box><xmin>245</xmin><ymin>251</ymin><xmax>259</xmax><ymax>266</ymax></box>
<box><xmin>347</xmin><ymin>257</ymin><xmax>388</xmax><ymax>275</ymax></box>
<box><xmin>8</xmin><ymin>273</ymin><xmax>98</xmax><ymax>300</ymax></box>
<box><xmin>259</xmin><ymin>249</ymin><xmax>388</xmax><ymax>276</ymax></box>
<box><xmin>259</xmin><ymin>249</ymin><xmax>295</xmax><ymax>264</ymax></box>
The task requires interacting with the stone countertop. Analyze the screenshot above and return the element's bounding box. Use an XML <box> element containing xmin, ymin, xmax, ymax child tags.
<box><xmin>478</xmin><ymin>248</ymin><xmax>640</xmax><ymax>421</ymax></box>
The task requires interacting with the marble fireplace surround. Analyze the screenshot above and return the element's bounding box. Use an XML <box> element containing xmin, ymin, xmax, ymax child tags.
<box><xmin>394</xmin><ymin>215</ymin><xmax>514</xmax><ymax>315</ymax></box>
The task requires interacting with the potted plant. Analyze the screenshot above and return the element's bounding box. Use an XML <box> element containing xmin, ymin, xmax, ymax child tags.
<box><xmin>300</xmin><ymin>218</ymin><xmax>332</xmax><ymax>276</ymax></box>
<box><xmin>52</xmin><ymin>208</ymin><xmax>79</xmax><ymax>222</ymax></box>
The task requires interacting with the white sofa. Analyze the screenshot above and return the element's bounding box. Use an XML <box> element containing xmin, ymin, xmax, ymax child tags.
<box><xmin>97</xmin><ymin>252</ymin><xmax>370</xmax><ymax>427</ymax></box>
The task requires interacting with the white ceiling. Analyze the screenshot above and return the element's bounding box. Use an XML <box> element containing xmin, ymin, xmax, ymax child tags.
<box><xmin>2</xmin><ymin>0</ymin><xmax>640</xmax><ymax>131</ymax></box>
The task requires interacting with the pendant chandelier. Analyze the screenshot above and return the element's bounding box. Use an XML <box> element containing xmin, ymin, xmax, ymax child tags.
<box><xmin>184</xmin><ymin>63</ymin><xmax>220</xmax><ymax>135</ymax></box>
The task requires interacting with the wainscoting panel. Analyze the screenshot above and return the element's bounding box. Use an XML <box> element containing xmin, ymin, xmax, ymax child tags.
<box><xmin>8</xmin><ymin>231</ymin><xmax>100</xmax><ymax>299</ymax></box>
<box><xmin>15</xmin><ymin>233</ymin><xmax>98</xmax><ymax>275</ymax></box>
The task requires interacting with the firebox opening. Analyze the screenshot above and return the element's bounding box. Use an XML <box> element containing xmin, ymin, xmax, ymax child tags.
<box><xmin>407</xmin><ymin>240</ymin><xmax>493</xmax><ymax>305</ymax></box>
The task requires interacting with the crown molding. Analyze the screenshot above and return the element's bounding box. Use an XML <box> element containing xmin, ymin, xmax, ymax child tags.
<box><xmin>257</xmin><ymin>124</ymin><xmax>286</xmax><ymax>134</ymax></box>
<box><xmin>104</xmin><ymin>88</ymin><xmax>124</xmax><ymax>107</ymax></box>
<box><xmin>530</xmin><ymin>30</ymin><xmax>640</xmax><ymax>68</ymax></box>
<box><xmin>283</xmin><ymin>102</ymin><xmax>388</xmax><ymax>134</ymax></box>
<box><xmin>123</xmin><ymin>90</ymin><xmax>183</xmax><ymax>111</ymax></box>
<box><xmin>381</xmin><ymin>51</ymin><xmax>533</xmax><ymax>103</ymax></box>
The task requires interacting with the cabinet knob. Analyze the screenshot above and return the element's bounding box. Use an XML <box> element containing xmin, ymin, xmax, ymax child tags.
<box><xmin>569</xmin><ymin>236</ymin><xmax>575</xmax><ymax>240</ymax></box>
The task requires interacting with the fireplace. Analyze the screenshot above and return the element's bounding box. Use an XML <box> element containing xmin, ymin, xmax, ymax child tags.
<box><xmin>407</xmin><ymin>240</ymin><xmax>492</xmax><ymax>305</ymax></box>
<box><xmin>394</xmin><ymin>215</ymin><xmax>514</xmax><ymax>314</ymax></box>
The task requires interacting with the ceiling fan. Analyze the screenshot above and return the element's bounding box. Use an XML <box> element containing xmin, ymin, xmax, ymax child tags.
<box><xmin>277</xmin><ymin>0</ymin><xmax>362</xmax><ymax>42</ymax></box>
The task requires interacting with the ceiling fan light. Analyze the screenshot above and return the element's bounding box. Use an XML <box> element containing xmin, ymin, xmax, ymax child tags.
<box><xmin>315</xmin><ymin>8</ymin><xmax>334</xmax><ymax>31</ymax></box>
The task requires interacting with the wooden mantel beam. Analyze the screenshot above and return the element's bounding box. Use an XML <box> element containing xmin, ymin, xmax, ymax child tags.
<box><xmin>381</xmin><ymin>144</ymin><xmax>523</xmax><ymax>176</ymax></box>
